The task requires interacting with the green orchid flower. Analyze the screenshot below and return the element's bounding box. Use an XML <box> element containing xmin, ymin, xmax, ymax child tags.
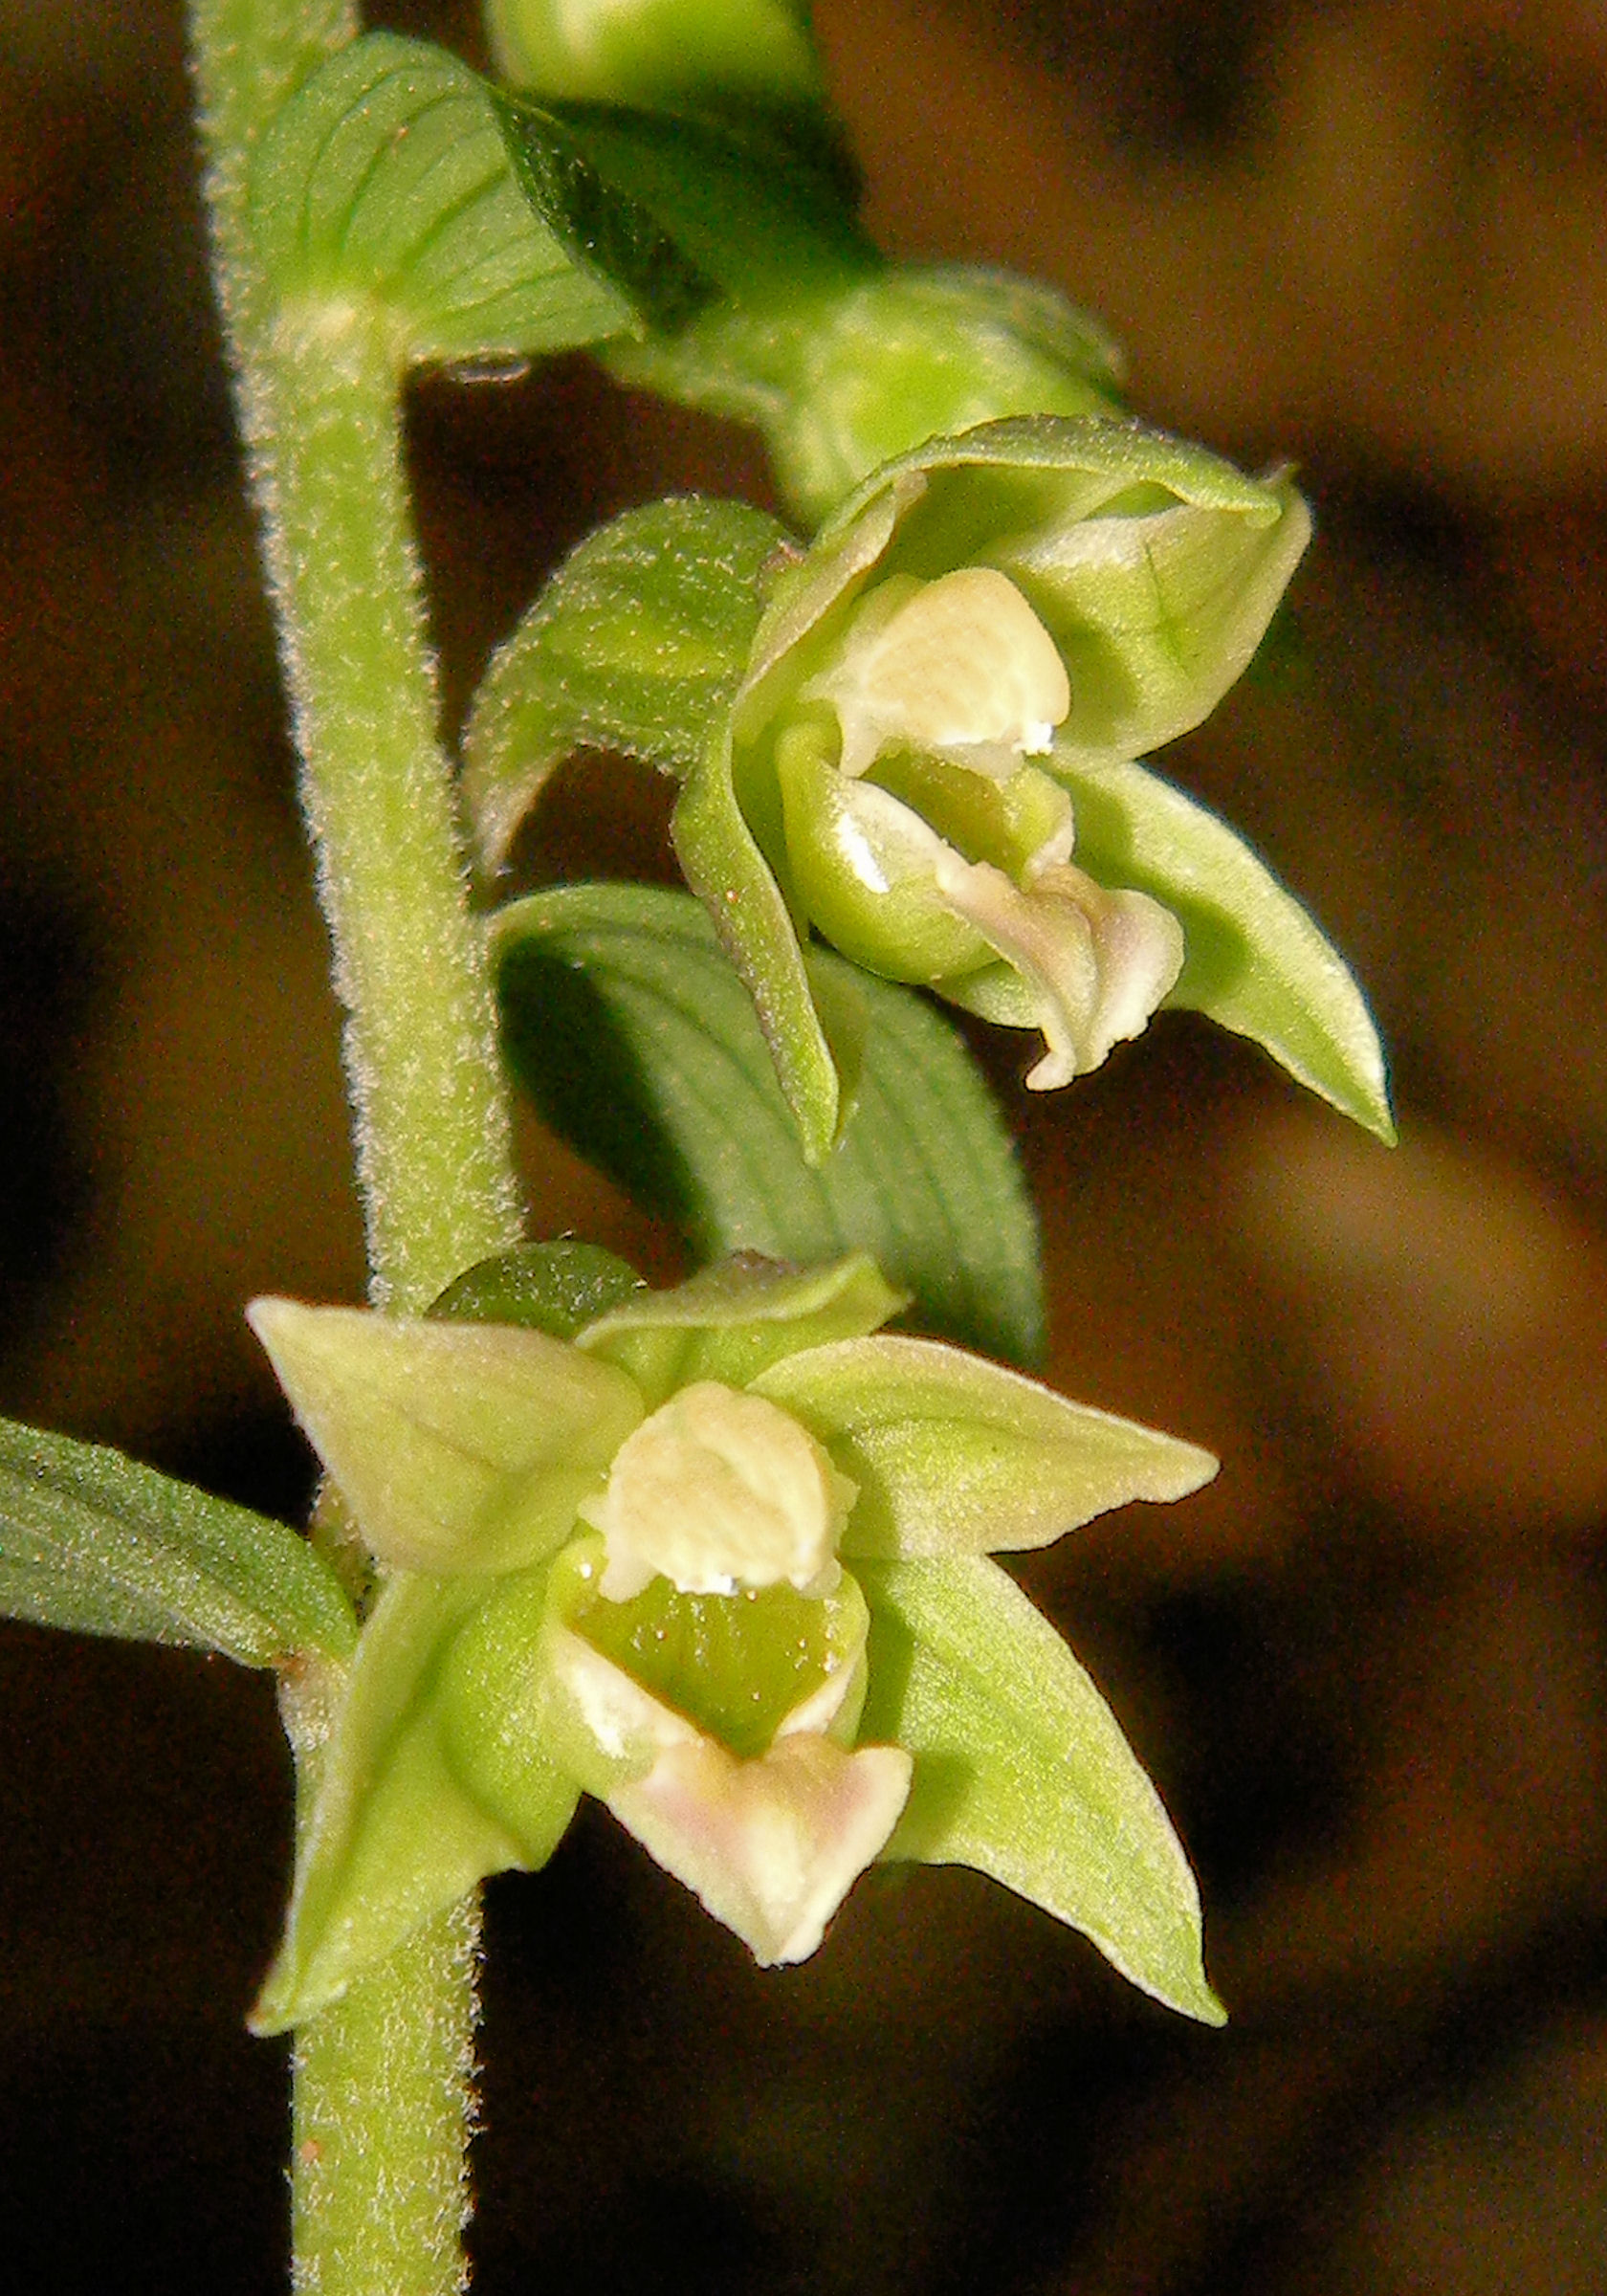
<box><xmin>246</xmin><ymin>1245</ymin><xmax>1222</xmax><ymax>2031</ymax></box>
<box><xmin>670</xmin><ymin>415</ymin><xmax>1389</xmax><ymax>1155</ymax></box>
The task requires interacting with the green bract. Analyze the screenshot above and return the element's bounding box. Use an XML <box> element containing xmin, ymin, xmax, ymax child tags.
<box><xmin>671</xmin><ymin>415</ymin><xmax>1394</xmax><ymax>1156</ymax></box>
<box><xmin>248</xmin><ymin>1248</ymin><xmax>1221</xmax><ymax>2030</ymax></box>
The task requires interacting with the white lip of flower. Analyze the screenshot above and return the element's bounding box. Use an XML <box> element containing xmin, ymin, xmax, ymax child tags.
<box><xmin>582</xmin><ymin>1380</ymin><xmax>858</xmax><ymax>1602</ymax></box>
<box><xmin>544</xmin><ymin>1553</ymin><xmax>912</xmax><ymax>1965</ymax></box>
<box><xmin>935</xmin><ymin>850</ymin><xmax>1186</xmax><ymax>1089</ymax></box>
<box><xmin>798</xmin><ymin>566</ymin><xmax>1070</xmax><ymax>782</ymax></box>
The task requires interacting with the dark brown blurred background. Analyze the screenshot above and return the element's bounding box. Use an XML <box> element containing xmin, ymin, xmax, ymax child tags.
<box><xmin>3</xmin><ymin>2</ymin><xmax>1606</xmax><ymax>2289</ymax></box>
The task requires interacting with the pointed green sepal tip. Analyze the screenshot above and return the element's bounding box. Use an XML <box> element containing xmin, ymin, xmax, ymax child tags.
<box><xmin>248</xmin><ymin>1297</ymin><xmax>643</xmax><ymax>1576</ymax></box>
<box><xmin>754</xmin><ymin>1336</ymin><xmax>1217</xmax><ymax>1558</ymax></box>
<box><xmin>862</xmin><ymin>1557</ymin><xmax>1224</xmax><ymax>2024</ymax></box>
<box><xmin>1057</xmin><ymin>752</ymin><xmax>1396</xmax><ymax>1141</ymax></box>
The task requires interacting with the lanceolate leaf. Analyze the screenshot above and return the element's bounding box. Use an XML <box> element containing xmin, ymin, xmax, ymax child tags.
<box><xmin>491</xmin><ymin>884</ymin><xmax>1046</xmax><ymax>1366</ymax></box>
<box><xmin>248</xmin><ymin>33</ymin><xmax>631</xmax><ymax>363</ymax></box>
<box><xmin>859</xmin><ymin>1556</ymin><xmax>1223</xmax><ymax>2023</ymax></box>
<box><xmin>0</xmin><ymin>1417</ymin><xmax>357</xmax><ymax>1666</ymax></box>
<box><xmin>463</xmin><ymin>497</ymin><xmax>792</xmax><ymax>869</ymax></box>
<box><xmin>1059</xmin><ymin>752</ymin><xmax>1396</xmax><ymax>1140</ymax></box>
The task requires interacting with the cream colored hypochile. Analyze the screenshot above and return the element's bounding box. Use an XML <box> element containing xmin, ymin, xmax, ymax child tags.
<box><xmin>246</xmin><ymin>1253</ymin><xmax>1224</xmax><ymax>2032</ymax></box>
<box><xmin>662</xmin><ymin>415</ymin><xmax>1393</xmax><ymax>1160</ymax></box>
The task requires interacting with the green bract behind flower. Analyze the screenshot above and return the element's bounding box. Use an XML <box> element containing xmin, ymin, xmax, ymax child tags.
<box><xmin>673</xmin><ymin>413</ymin><xmax>1393</xmax><ymax>1155</ymax></box>
<box><xmin>248</xmin><ymin>1249</ymin><xmax>1222</xmax><ymax>2027</ymax></box>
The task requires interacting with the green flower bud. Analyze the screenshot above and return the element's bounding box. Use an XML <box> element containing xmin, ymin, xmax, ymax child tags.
<box><xmin>250</xmin><ymin>1251</ymin><xmax>1222</xmax><ymax>2023</ymax></box>
<box><xmin>485</xmin><ymin>0</ymin><xmax>825</xmax><ymax>115</ymax></box>
<box><xmin>675</xmin><ymin>414</ymin><xmax>1305</xmax><ymax>1118</ymax></box>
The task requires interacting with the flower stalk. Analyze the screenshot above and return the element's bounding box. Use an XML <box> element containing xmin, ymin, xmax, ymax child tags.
<box><xmin>191</xmin><ymin>6</ymin><xmax>523</xmax><ymax>2289</ymax></box>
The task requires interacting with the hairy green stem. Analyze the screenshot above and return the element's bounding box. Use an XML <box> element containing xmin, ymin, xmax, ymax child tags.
<box><xmin>191</xmin><ymin>6</ymin><xmax>518</xmax><ymax>2289</ymax></box>
<box><xmin>263</xmin><ymin>298</ymin><xmax>523</xmax><ymax>1312</ymax></box>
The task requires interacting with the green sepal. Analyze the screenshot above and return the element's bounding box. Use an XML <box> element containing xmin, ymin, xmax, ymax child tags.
<box><xmin>671</xmin><ymin>708</ymin><xmax>853</xmax><ymax>1160</ymax></box>
<box><xmin>248</xmin><ymin>33</ymin><xmax>632</xmax><ymax>362</ymax></box>
<box><xmin>1058</xmin><ymin>753</ymin><xmax>1396</xmax><ymax>1139</ymax></box>
<box><xmin>610</xmin><ymin>265</ymin><xmax>1126</xmax><ymax>528</ymax></box>
<box><xmin>248</xmin><ymin>1298</ymin><xmax>643</xmax><ymax>1575</ymax></box>
<box><xmin>491</xmin><ymin>882</ymin><xmax>1045</xmax><ymax>1363</ymax></box>
<box><xmin>0</xmin><ymin>1414</ymin><xmax>357</xmax><ymax>1667</ymax></box>
<box><xmin>754</xmin><ymin>1336</ymin><xmax>1217</xmax><ymax>1557</ymax></box>
<box><xmin>429</xmin><ymin>1241</ymin><xmax>647</xmax><ymax>1337</ymax></box>
<box><xmin>463</xmin><ymin>496</ymin><xmax>793</xmax><ymax>869</ymax></box>
<box><xmin>578</xmin><ymin>1251</ymin><xmax>903</xmax><ymax>1408</ymax></box>
<box><xmin>860</xmin><ymin>1556</ymin><xmax>1223</xmax><ymax>2023</ymax></box>
<box><xmin>493</xmin><ymin>90</ymin><xmax>877</xmax><ymax>327</ymax></box>
<box><xmin>251</xmin><ymin>1571</ymin><xmax>578</xmax><ymax>2034</ymax></box>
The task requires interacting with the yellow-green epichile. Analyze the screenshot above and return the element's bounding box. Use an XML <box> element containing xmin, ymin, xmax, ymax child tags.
<box><xmin>246</xmin><ymin>1247</ymin><xmax>1222</xmax><ymax>2031</ymax></box>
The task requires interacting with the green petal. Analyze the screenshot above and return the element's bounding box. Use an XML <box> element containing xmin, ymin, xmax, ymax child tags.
<box><xmin>249</xmin><ymin>1299</ymin><xmax>643</xmax><ymax>1575</ymax></box>
<box><xmin>860</xmin><ymin>1557</ymin><xmax>1223</xmax><ymax>2022</ymax></box>
<box><xmin>755</xmin><ymin>1336</ymin><xmax>1216</xmax><ymax>1556</ymax></box>
<box><xmin>578</xmin><ymin>1251</ymin><xmax>903</xmax><ymax>1408</ymax></box>
<box><xmin>252</xmin><ymin>1573</ymin><xmax>576</xmax><ymax>2034</ymax></box>
<box><xmin>462</xmin><ymin>496</ymin><xmax>791</xmax><ymax>869</ymax></box>
<box><xmin>0</xmin><ymin>1414</ymin><xmax>357</xmax><ymax>1667</ymax></box>
<box><xmin>1057</xmin><ymin>752</ymin><xmax>1396</xmax><ymax>1139</ymax></box>
<box><xmin>248</xmin><ymin>33</ymin><xmax>630</xmax><ymax>362</ymax></box>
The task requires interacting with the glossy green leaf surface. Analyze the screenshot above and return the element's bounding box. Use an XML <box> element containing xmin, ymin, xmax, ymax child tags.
<box><xmin>249</xmin><ymin>33</ymin><xmax>631</xmax><ymax>361</ymax></box>
<box><xmin>0</xmin><ymin>1415</ymin><xmax>357</xmax><ymax>1667</ymax></box>
<box><xmin>492</xmin><ymin>883</ymin><xmax>1046</xmax><ymax>1365</ymax></box>
<box><xmin>860</xmin><ymin>1556</ymin><xmax>1223</xmax><ymax>2022</ymax></box>
<box><xmin>494</xmin><ymin>90</ymin><xmax>877</xmax><ymax>324</ymax></box>
<box><xmin>252</xmin><ymin>1572</ymin><xmax>577</xmax><ymax>2033</ymax></box>
<box><xmin>1060</xmin><ymin>753</ymin><xmax>1396</xmax><ymax>1139</ymax></box>
<box><xmin>755</xmin><ymin>1335</ymin><xmax>1217</xmax><ymax>1556</ymax></box>
<box><xmin>463</xmin><ymin>496</ymin><xmax>791</xmax><ymax>868</ymax></box>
